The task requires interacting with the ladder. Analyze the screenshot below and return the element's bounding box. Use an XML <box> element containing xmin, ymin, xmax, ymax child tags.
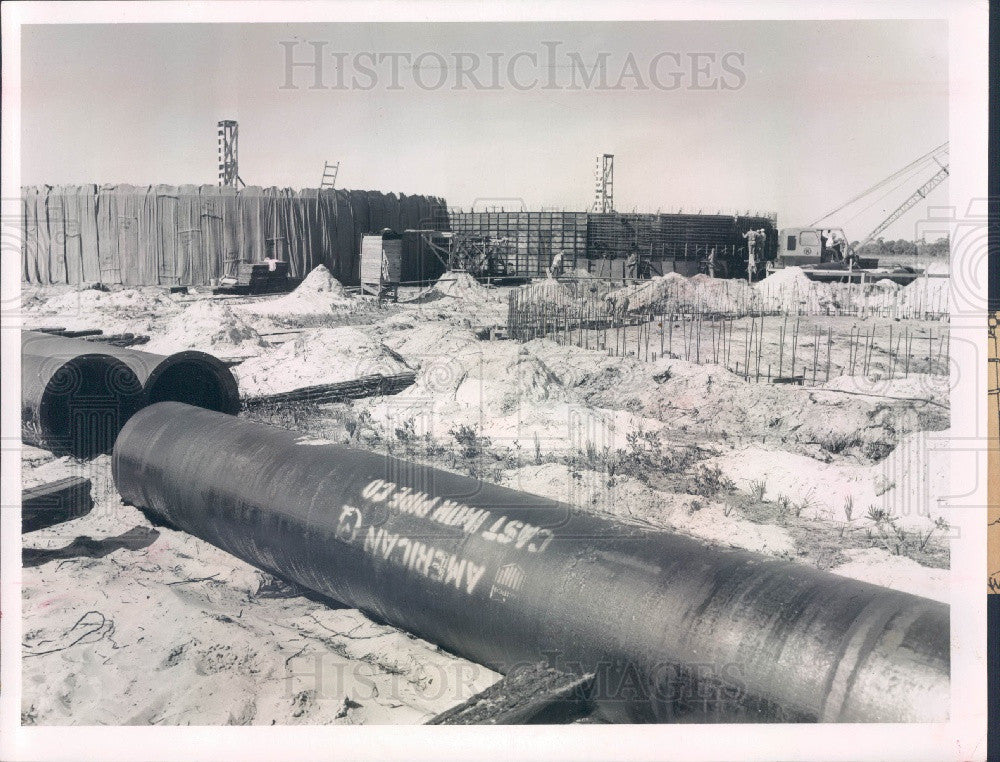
<box><xmin>320</xmin><ymin>161</ymin><xmax>340</xmax><ymax>190</ymax></box>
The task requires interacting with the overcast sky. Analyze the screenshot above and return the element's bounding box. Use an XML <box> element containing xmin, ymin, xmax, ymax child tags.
<box><xmin>21</xmin><ymin>20</ymin><xmax>948</xmax><ymax>240</ymax></box>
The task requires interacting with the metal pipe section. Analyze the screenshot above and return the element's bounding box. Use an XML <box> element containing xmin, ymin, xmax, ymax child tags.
<box><xmin>113</xmin><ymin>402</ymin><xmax>950</xmax><ymax>723</ymax></box>
<box><xmin>22</xmin><ymin>333</ymin><xmax>145</xmax><ymax>458</ymax></box>
<box><xmin>23</xmin><ymin>331</ymin><xmax>240</xmax><ymax>415</ymax></box>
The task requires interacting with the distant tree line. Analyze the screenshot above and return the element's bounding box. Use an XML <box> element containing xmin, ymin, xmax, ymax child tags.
<box><xmin>851</xmin><ymin>235</ymin><xmax>949</xmax><ymax>258</ymax></box>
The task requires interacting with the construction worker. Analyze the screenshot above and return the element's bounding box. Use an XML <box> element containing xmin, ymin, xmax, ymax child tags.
<box><xmin>626</xmin><ymin>250</ymin><xmax>639</xmax><ymax>281</ymax></box>
<box><xmin>549</xmin><ymin>249</ymin><xmax>565</xmax><ymax>278</ymax></box>
<box><xmin>845</xmin><ymin>245</ymin><xmax>860</xmax><ymax>272</ymax></box>
<box><xmin>706</xmin><ymin>247</ymin><xmax>717</xmax><ymax>278</ymax></box>
<box><xmin>743</xmin><ymin>229</ymin><xmax>758</xmax><ymax>282</ymax></box>
<box><xmin>829</xmin><ymin>230</ymin><xmax>845</xmax><ymax>262</ymax></box>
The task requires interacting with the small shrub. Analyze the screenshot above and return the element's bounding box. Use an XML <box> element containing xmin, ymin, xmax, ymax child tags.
<box><xmin>749</xmin><ymin>478</ymin><xmax>767</xmax><ymax>502</ymax></box>
<box><xmin>843</xmin><ymin>495</ymin><xmax>854</xmax><ymax>522</ymax></box>
<box><xmin>689</xmin><ymin>464</ymin><xmax>735</xmax><ymax>497</ymax></box>
<box><xmin>450</xmin><ymin>425</ymin><xmax>491</xmax><ymax>461</ymax></box>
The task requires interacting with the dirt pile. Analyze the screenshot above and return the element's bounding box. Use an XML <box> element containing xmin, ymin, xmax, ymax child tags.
<box><xmin>605</xmin><ymin>272</ymin><xmax>756</xmax><ymax>314</ymax></box>
<box><xmin>500</xmin><ymin>463</ymin><xmax>795</xmax><ymax>556</ymax></box>
<box><xmin>237</xmin><ymin>265</ymin><xmax>355</xmax><ymax>317</ymax></box>
<box><xmin>143</xmin><ymin>299</ymin><xmax>267</xmax><ymax>358</ymax></box>
<box><xmin>378</xmin><ymin>321</ymin><xmax>482</xmax><ymax>367</ymax></box>
<box><xmin>403</xmin><ymin>272</ymin><xmax>507</xmax><ymax>327</ymax></box>
<box><xmin>236</xmin><ymin>326</ymin><xmax>410</xmax><ymax>397</ymax></box>
<box><xmin>21</xmin><ymin>286</ymin><xmax>179</xmax><ymax>334</ymax></box>
<box><xmin>426</xmin><ymin>272</ymin><xmax>500</xmax><ymax>302</ymax></box>
<box><xmin>830</xmin><ymin>548</ymin><xmax>948</xmax><ymax>603</ymax></box>
<box><xmin>900</xmin><ymin>274</ymin><xmax>949</xmax><ymax>314</ymax></box>
<box><xmin>755</xmin><ymin>267</ymin><xmax>836</xmax><ymax>313</ymax></box>
<box><xmin>707</xmin><ymin>426</ymin><xmax>949</xmax><ymax>531</ymax></box>
<box><xmin>364</xmin><ymin>339</ymin><xmax>670</xmax><ymax>455</ymax></box>
<box><xmin>522</xmin><ymin>339</ymin><xmax>947</xmax><ymax>460</ymax></box>
<box><xmin>518</xmin><ymin>276</ymin><xmax>573</xmax><ymax>303</ymax></box>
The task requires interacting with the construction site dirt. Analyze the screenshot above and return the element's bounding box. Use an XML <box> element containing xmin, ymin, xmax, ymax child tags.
<box><xmin>19</xmin><ymin>263</ymin><xmax>951</xmax><ymax>725</ymax></box>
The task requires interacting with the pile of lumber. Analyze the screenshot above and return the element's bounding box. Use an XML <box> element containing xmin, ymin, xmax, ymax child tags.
<box><xmin>242</xmin><ymin>372</ymin><xmax>416</xmax><ymax>407</ymax></box>
<box><xmin>84</xmin><ymin>333</ymin><xmax>150</xmax><ymax>347</ymax></box>
<box><xmin>33</xmin><ymin>327</ymin><xmax>149</xmax><ymax>347</ymax></box>
<box><xmin>427</xmin><ymin>663</ymin><xmax>595</xmax><ymax>725</ymax></box>
<box><xmin>214</xmin><ymin>261</ymin><xmax>293</xmax><ymax>295</ymax></box>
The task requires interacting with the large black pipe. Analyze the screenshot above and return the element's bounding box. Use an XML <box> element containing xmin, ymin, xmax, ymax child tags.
<box><xmin>22</xmin><ymin>334</ymin><xmax>145</xmax><ymax>457</ymax></box>
<box><xmin>23</xmin><ymin>331</ymin><xmax>240</xmax><ymax>415</ymax></box>
<box><xmin>113</xmin><ymin>403</ymin><xmax>950</xmax><ymax>723</ymax></box>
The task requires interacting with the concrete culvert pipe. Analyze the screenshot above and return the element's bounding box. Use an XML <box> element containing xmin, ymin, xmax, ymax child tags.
<box><xmin>113</xmin><ymin>402</ymin><xmax>950</xmax><ymax>724</ymax></box>
<box><xmin>22</xmin><ymin>334</ymin><xmax>145</xmax><ymax>458</ymax></box>
<box><xmin>22</xmin><ymin>331</ymin><xmax>240</xmax><ymax>415</ymax></box>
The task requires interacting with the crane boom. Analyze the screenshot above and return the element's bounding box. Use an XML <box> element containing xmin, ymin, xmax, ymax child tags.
<box><xmin>859</xmin><ymin>163</ymin><xmax>949</xmax><ymax>246</ymax></box>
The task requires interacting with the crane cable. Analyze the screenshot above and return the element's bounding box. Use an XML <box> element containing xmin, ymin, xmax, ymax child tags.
<box><xmin>809</xmin><ymin>141</ymin><xmax>948</xmax><ymax>226</ymax></box>
<box><xmin>837</xmin><ymin>158</ymin><xmax>944</xmax><ymax>232</ymax></box>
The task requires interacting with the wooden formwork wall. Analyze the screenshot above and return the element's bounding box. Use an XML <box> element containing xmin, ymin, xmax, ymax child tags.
<box><xmin>448</xmin><ymin>211</ymin><xmax>589</xmax><ymax>276</ymax></box>
<box><xmin>21</xmin><ymin>185</ymin><xmax>449</xmax><ymax>287</ymax></box>
<box><xmin>447</xmin><ymin>210</ymin><xmax>778</xmax><ymax>278</ymax></box>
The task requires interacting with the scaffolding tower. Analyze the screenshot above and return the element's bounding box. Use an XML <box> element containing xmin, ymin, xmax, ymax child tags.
<box><xmin>591</xmin><ymin>154</ymin><xmax>614</xmax><ymax>213</ymax></box>
<box><xmin>217</xmin><ymin>120</ymin><xmax>245</xmax><ymax>188</ymax></box>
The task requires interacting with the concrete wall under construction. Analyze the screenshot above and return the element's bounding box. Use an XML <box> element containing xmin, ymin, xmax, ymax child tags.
<box><xmin>448</xmin><ymin>210</ymin><xmax>778</xmax><ymax>278</ymax></box>
<box><xmin>21</xmin><ymin>185</ymin><xmax>449</xmax><ymax>287</ymax></box>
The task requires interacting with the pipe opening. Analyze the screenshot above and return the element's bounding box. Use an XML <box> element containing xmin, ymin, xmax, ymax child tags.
<box><xmin>37</xmin><ymin>355</ymin><xmax>144</xmax><ymax>458</ymax></box>
<box><xmin>145</xmin><ymin>353</ymin><xmax>240</xmax><ymax>415</ymax></box>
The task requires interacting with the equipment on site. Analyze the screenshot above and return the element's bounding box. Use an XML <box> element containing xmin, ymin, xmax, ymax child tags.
<box><xmin>591</xmin><ymin>154</ymin><xmax>615</xmax><ymax>213</ymax></box>
<box><xmin>21</xmin><ymin>331</ymin><xmax>240</xmax><ymax>457</ymax></box>
<box><xmin>21</xmin><ymin>333</ymin><xmax>145</xmax><ymax>458</ymax></box>
<box><xmin>773</xmin><ymin>143</ymin><xmax>949</xmax><ymax>282</ymax></box>
<box><xmin>360</xmin><ymin>230</ymin><xmax>403</xmax><ymax>300</ymax></box>
<box><xmin>114</xmin><ymin>402</ymin><xmax>950</xmax><ymax>724</ymax></box>
<box><xmin>320</xmin><ymin>160</ymin><xmax>340</xmax><ymax>190</ymax></box>
<box><xmin>217</xmin><ymin>120</ymin><xmax>246</xmax><ymax>189</ymax></box>
<box><xmin>216</xmin><ymin>259</ymin><xmax>293</xmax><ymax>295</ymax></box>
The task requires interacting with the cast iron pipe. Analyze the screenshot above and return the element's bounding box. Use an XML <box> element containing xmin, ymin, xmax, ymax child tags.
<box><xmin>22</xmin><ymin>333</ymin><xmax>145</xmax><ymax>457</ymax></box>
<box><xmin>113</xmin><ymin>402</ymin><xmax>950</xmax><ymax>723</ymax></box>
<box><xmin>23</xmin><ymin>331</ymin><xmax>240</xmax><ymax>415</ymax></box>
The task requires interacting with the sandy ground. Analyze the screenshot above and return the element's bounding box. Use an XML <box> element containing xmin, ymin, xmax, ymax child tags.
<box><xmin>19</xmin><ymin>267</ymin><xmax>953</xmax><ymax>724</ymax></box>
<box><xmin>21</xmin><ymin>450</ymin><xmax>500</xmax><ymax>725</ymax></box>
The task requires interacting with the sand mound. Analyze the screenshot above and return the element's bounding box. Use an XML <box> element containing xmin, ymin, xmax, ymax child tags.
<box><xmin>873</xmin><ymin>278</ymin><xmax>901</xmax><ymax>290</ymax></box>
<box><xmin>900</xmin><ymin>274</ymin><xmax>949</xmax><ymax>313</ymax></box>
<box><xmin>379</xmin><ymin>322</ymin><xmax>481</xmax><ymax>366</ymax></box>
<box><xmin>604</xmin><ymin>272</ymin><xmax>756</xmax><ymax>314</ymax></box>
<box><xmin>755</xmin><ymin>267</ymin><xmax>836</xmax><ymax>312</ymax></box>
<box><xmin>410</xmin><ymin>342</ymin><xmax>566</xmax><ymax>414</ymax></box>
<box><xmin>519</xmin><ymin>277</ymin><xmax>573</xmax><ymax>303</ymax></box>
<box><xmin>21</xmin><ymin>286</ymin><xmax>178</xmax><ymax>334</ymax></box>
<box><xmin>520</xmin><ymin>340</ymin><xmax>946</xmax><ymax>461</ymax></box>
<box><xmin>709</xmin><ymin>427</ymin><xmax>949</xmax><ymax>531</ymax></box>
<box><xmin>829</xmin><ymin>548</ymin><xmax>948</xmax><ymax>603</ymax></box>
<box><xmin>403</xmin><ymin>272</ymin><xmax>507</xmax><ymax>327</ymax></box>
<box><xmin>143</xmin><ymin>299</ymin><xmax>266</xmax><ymax>358</ymax></box>
<box><xmin>237</xmin><ymin>265</ymin><xmax>354</xmax><ymax>317</ymax></box>
<box><xmin>500</xmin><ymin>463</ymin><xmax>795</xmax><ymax>556</ymax></box>
<box><xmin>429</xmin><ymin>272</ymin><xmax>499</xmax><ymax>302</ymax></box>
<box><xmin>236</xmin><ymin>326</ymin><xmax>410</xmax><ymax>397</ymax></box>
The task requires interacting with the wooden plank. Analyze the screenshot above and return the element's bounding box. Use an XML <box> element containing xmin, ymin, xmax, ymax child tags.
<box><xmin>22</xmin><ymin>476</ymin><xmax>94</xmax><ymax>533</ymax></box>
<box><xmin>427</xmin><ymin>664</ymin><xmax>595</xmax><ymax>725</ymax></box>
<box><xmin>242</xmin><ymin>372</ymin><xmax>416</xmax><ymax>407</ymax></box>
